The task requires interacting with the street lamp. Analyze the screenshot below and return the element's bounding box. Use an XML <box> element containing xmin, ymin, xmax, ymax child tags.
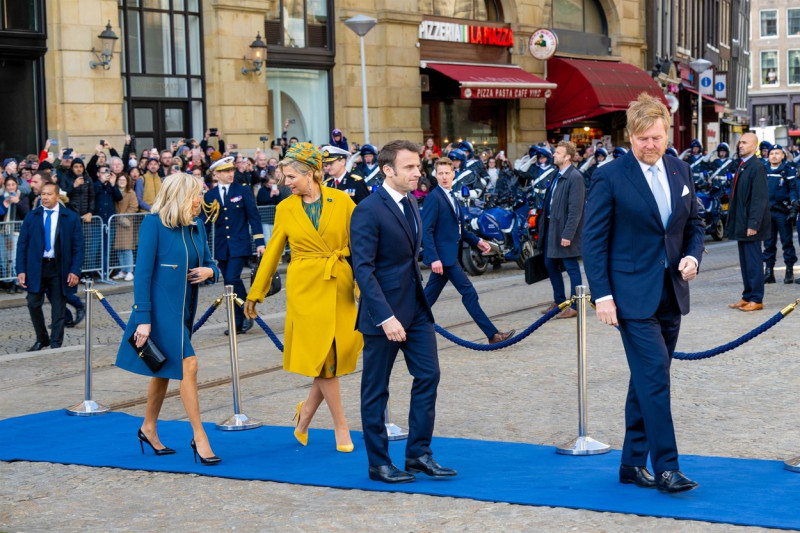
<box><xmin>89</xmin><ymin>20</ymin><xmax>119</xmax><ymax>70</ymax></box>
<box><xmin>344</xmin><ymin>15</ymin><xmax>377</xmax><ymax>144</ymax></box>
<box><xmin>689</xmin><ymin>58</ymin><xmax>712</xmax><ymax>145</ymax></box>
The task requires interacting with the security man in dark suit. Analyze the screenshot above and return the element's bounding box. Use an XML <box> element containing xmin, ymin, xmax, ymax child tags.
<box><xmin>584</xmin><ymin>93</ymin><xmax>705</xmax><ymax>493</ymax></box>
<box><xmin>322</xmin><ymin>145</ymin><xmax>370</xmax><ymax>204</ymax></box>
<box><xmin>727</xmin><ymin>133</ymin><xmax>771</xmax><ymax>312</ymax></box>
<box><xmin>16</xmin><ymin>182</ymin><xmax>85</xmax><ymax>351</ymax></box>
<box><xmin>763</xmin><ymin>144</ymin><xmax>797</xmax><ymax>284</ymax></box>
<box><xmin>421</xmin><ymin>157</ymin><xmax>514</xmax><ymax>343</ymax></box>
<box><xmin>351</xmin><ymin>139</ymin><xmax>456</xmax><ymax>485</ymax></box>
<box><xmin>201</xmin><ymin>157</ymin><xmax>265</xmax><ymax>334</ymax></box>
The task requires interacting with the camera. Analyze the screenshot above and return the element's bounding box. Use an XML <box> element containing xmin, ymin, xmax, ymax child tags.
<box><xmin>51</xmin><ymin>140</ymin><xmax>58</xmax><ymax>145</ymax></box>
<box><xmin>288</xmin><ymin>119</ymin><xmax>296</xmax><ymax>124</ymax></box>
<box><xmin>259</xmin><ymin>136</ymin><xmax>269</xmax><ymax>142</ymax></box>
<box><xmin>209</xmin><ymin>128</ymin><xmax>218</xmax><ymax>136</ymax></box>
<box><xmin>100</xmin><ymin>139</ymin><xmax>105</xmax><ymax>146</ymax></box>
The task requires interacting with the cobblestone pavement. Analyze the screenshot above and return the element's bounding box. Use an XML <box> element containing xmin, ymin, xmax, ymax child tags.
<box><xmin>1</xmin><ymin>240</ymin><xmax>797</xmax><ymax>532</ymax></box>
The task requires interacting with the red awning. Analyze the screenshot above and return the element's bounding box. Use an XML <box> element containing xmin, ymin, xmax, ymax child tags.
<box><xmin>788</xmin><ymin>129</ymin><xmax>800</xmax><ymax>137</ymax></box>
<box><xmin>545</xmin><ymin>57</ymin><xmax>667</xmax><ymax>129</ymax></box>
<box><xmin>682</xmin><ymin>85</ymin><xmax>721</xmax><ymax>103</ymax></box>
<box><xmin>423</xmin><ymin>61</ymin><xmax>556</xmax><ymax>99</ymax></box>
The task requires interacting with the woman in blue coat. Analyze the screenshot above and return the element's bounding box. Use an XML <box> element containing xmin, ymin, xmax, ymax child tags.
<box><xmin>116</xmin><ymin>173</ymin><xmax>221</xmax><ymax>464</ymax></box>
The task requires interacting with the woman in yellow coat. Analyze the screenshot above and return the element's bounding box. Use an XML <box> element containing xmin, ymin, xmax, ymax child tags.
<box><xmin>245</xmin><ymin>143</ymin><xmax>363</xmax><ymax>452</ymax></box>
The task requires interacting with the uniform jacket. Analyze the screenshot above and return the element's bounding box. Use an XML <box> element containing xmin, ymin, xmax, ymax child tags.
<box><xmin>421</xmin><ymin>185</ymin><xmax>479</xmax><ymax>267</ymax></box>
<box><xmin>201</xmin><ymin>182</ymin><xmax>264</xmax><ymax>260</ymax></box>
<box><xmin>727</xmin><ymin>157</ymin><xmax>771</xmax><ymax>241</ymax></box>
<box><xmin>16</xmin><ymin>205</ymin><xmax>84</xmax><ymax>295</ymax></box>
<box><xmin>248</xmin><ymin>187</ymin><xmax>363</xmax><ymax>377</ymax></box>
<box><xmin>351</xmin><ymin>186</ymin><xmax>433</xmax><ymax>335</ymax></box>
<box><xmin>116</xmin><ymin>215</ymin><xmax>218</xmax><ymax>380</ymax></box>
<box><xmin>538</xmin><ymin>164</ymin><xmax>586</xmax><ymax>259</ymax></box>
<box><xmin>352</xmin><ymin>162</ymin><xmax>383</xmax><ymax>187</ymax></box>
<box><xmin>326</xmin><ymin>172</ymin><xmax>370</xmax><ymax>204</ymax></box>
<box><xmin>583</xmin><ymin>152</ymin><xmax>705</xmax><ymax>320</ymax></box>
<box><xmin>766</xmin><ymin>162</ymin><xmax>796</xmax><ymax>209</ymax></box>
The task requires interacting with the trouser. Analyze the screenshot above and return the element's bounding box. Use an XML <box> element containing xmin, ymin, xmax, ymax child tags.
<box><xmin>738</xmin><ymin>240</ymin><xmax>764</xmax><ymax>303</ymax></box>
<box><xmin>763</xmin><ymin>209</ymin><xmax>796</xmax><ymax>267</ymax></box>
<box><xmin>423</xmin><ymin>263</ymin><xmax>497</xmax><ymax>339</ymax></box>
<box><xmin>27</xmin><ymin>259</ymin><xmax>66</xmax><ymax>347</ymax></box>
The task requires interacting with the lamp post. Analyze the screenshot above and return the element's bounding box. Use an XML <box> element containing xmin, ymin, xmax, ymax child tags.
<box><xmin>689</xmin><ymin>58</ymin><xmax>712</xmax><ymax>145</ymax></box>
<box><xmin>241</xmin><ymin>32</ymin><xmax>268</xmax><ymax>75</ymax></box>
<box><xmin>89</xmin><ymin>20</ymin><xmax>119</xmax><ymax>70</ymax></box>
<box><xmin>344</xmin><ymin>15</ymin><xmax>377</xmax><ymax>144</ymax></box>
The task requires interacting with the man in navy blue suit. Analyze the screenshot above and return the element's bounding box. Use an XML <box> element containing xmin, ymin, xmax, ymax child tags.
<box><xmin>201</xmin><ymin>157</ymin><xmax>265</xmax><ymax>334</ymax></box>
<box><xmin>422</xmin><ymin>157</ymin><xmax>514</xmax><ymax>343</ymax></box>
<box><xmin>16</xmin><ymin>182</ymin><xmax>84</xmax><ymax>350</ymax></box>
<box><xmin>583</xmin><ymin>93</ymin><xmax>705</xmax><ymax>493</ymax></box>
<box><xmin>351</xmin><ymin>140</ymin><xmax>456</xmax><ymax>484</ymax></box>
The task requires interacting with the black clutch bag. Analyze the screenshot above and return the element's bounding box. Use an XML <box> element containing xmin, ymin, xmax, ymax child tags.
<box><xmin>250</xmin><ymin>260</ymin><xmax>282</xmax><ymax>297</ymax></box>
<box><xmin>128</xmin><ymin>333</ymin><xmax>166</xmax><ymax>373</ymax></box>
<box><xmin>524</xmin><ymin>253</ymin><xmax>550</xmax><ymax>285</ymax></box>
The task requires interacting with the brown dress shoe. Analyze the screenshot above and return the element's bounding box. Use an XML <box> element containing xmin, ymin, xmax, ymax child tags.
<box><xmin>489</xmin><ymin>329</ymin><xmax>516</xmax><ymax>344</ymax></box>
<box><xmin>556</xmin><ymin>308</ymin><xmax>578</xmax><ymax>319</ymax></box>
<box><xmin>739</xmin><ymin>302</ymin><xmax>763</xmax><ymax>312</ymax></box>
<box><xmin>728</xmin><ymin>299</ymin><xmax>749</xmax><ymax>309</ymax></box>
<box><xmin>540</xmin><ymin>303</ymin><xmax>558</xmax><ymax>315</ymax></box>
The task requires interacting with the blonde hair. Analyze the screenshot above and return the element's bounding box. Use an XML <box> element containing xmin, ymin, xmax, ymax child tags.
<box><xmin>434</xmin><ymin>157</ymin><xmax>453</xmax><ymax>170</ymax></box>
<box><xmin>151</xmin><ymin>172</ymin><xmax>203</xmax><ymax>228</ymax></box>
<box><xmin>276</xmin><ymin>158</ymin><xmax>323</xmax><ymax>186</ymax></box>
<box><xmin>626</xmin><ymin>92</ymin><xmax>671</xmax><ymax>136</ymax></box>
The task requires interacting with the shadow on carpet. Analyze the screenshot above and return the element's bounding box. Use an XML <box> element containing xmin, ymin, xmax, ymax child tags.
<box><xmin>1</xmin><ymin>410</ymin><xmax>799</xmax><ymax>530</ymax></box>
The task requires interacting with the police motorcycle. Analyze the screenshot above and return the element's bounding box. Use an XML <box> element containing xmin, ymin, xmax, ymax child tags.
<box><xmin>458</xmin><ymin>178</ymin><xmax>538</xmax><ymax>276</ymax></box>
<box><xmin>348</xmin><ymin>144</ymin><xmax>383</xmax><ymax>191</ymax></box>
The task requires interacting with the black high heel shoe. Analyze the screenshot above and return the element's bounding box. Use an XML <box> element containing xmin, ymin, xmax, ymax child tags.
<box><xmin>190</xmin><ymin>439</ymin><xmax>222</xmax><ymax>465</ymax></box>
<box><xmin>138</xmin><ymin>429</ymin><xmax>176</xmax><ymax>456</ymax></box>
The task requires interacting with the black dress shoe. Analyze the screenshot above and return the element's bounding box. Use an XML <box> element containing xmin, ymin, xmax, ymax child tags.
<box><xmin>28</xmin><ymin>341</ymin><xmax>47</xmax><ymax>352</ymax></box>
<box><xmin>405</xmin><ymin>454</ymin><xmax>457</xmax><ymax>478</ymax></box>
<box><xmin>619</xmin><ymin>464</ymin><xmax>656</xmax><ymax>488</ymax></box>
<box><xmin>73</xmin><ymin>308</ymin><xmax>86</xmax><ymax>327</ymax></box>
<box><xmin>241</xmin><ymin>318</ymin><xmax>253</xmax><ymax>333</ymax></box>
<box><xmin>224</xmin><ymin>327</ymin><xmax>244</xmax><ymax>336</ymax></box>
<box><xmin>368</xmin><ymin>464</ymin><xmax>415</xmax><ymax>484</ymax></box>
<box><xmin>50</xmin><ymin>343</ymin><xmax>62</xmax><ymax>349</ymax></box>
<box><xmin>656</xmin><ymin>470</ymin><xmax>698</xmax><ymax>493</ymax></box>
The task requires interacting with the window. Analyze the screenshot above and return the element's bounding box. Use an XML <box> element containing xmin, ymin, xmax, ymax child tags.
<box><xmin>761</xmin><ymin>50</ymin><xmax>778</xmax><ymax>86</ymax></box>
<box><xmin>753</xmin><ymin>104</ymin><xmax>785</xmax><ymax>127</ymax></box>
<box><xmin>760</xmin><ymin>10</ymin><xmax>777</xmax><ymax>38</ymax></box>
<box><xmin>0</xmin><ymin>0</ymin><xmax>40</xmax><ymax>31</ymax></box>
<box><xmin>789</xmin><ymin>50</ymin><xmax>800</xmax><ymax>85</ymax></box>
<box><xmin>554</xmin><ymin>0</ymin><xmax>607</xmax><ymax>35</ymax></box>
<box><xmin>265</xmin><ymin>0</ymin><xmax>330</xmax><ymax>48</ymax></box>
<box><xmin>789</xmin><ymin>8</ymin><xmax>800</xmax><ymax>36</ymax></box>
<box><xmin>419</xmin><ymin>0</ymin><xmax>503</xmax><ymax>21</ymax></box>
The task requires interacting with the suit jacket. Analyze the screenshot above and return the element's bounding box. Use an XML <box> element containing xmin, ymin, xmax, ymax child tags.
<box><xmin>727</xmin><ymin>156</ymin><xmax>771</xmax><ymax>241</ymax></box>
<box><xmin>248</xmin><ymin>187</ymin><xmax>363</xmax><ymax>377</ymax></box>
<box><xmin>16</xmin><ymin>205</ymin><xmax>84</xmax><ymax>295</ymax></box>
<box><xmin>201</xmin><ymin>182</ymin><xmax>264</xmax><ymax>260</ymax></box>
<box><xmin>421</xmin><ymin>186</ymin><xmax>479</xmax><ymax>267</ymax></box>
<box><xmin>327</xmin><ymin>172</ymin><xmax>370</xmax><ymax>204</ymax></box>
<box><xmin>583</xmin><ymin>152</ymin><xmax>705</xmax><ymax>320</ymax></box>
<box><xmin>351</xmin><ymin>186</ymin><xmax>433</xmax><ymax>335</ymax></box>
<box><xmin>538</xmin><ymin>165</ymin><xmax>586</xmax><ymax>259</ymax></box>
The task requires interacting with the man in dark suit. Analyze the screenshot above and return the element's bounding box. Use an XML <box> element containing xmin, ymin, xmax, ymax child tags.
<box><xmin>322</xmin><ymin>145</ymin><xmax>370</xmax><ymax>204</ymax></box>
<box><xmin>539</xmin><ymin>141</ymin><xmax>586</xmax><ymax>319</ymax></box>
<box><xmin>351</xmin><ymin>140</ymin><xmax>456</xmax><ymax>484</ymax></box>
<box><xmin>201</xmin><ymin>156</ymin><xmax>265</xmax><ymax>334</ymax></box>
<box><xmin>727</xmin><ymin>132</ymin><xmax>771</xmax><ymax>311</ymax></box>
<box><xmin>16</xmin><ymin>182</ymin><xmax>84</xmax><ymax>350</ymax></box>
<box><xmin>583</xmin><ymin>93</ymin><xmax>705</xmax><ymax>493</ymax></box>
<box><xmin>422</xmin><ymin>157</ymin><xmax>514</xmax><ymax>343</ymax></box>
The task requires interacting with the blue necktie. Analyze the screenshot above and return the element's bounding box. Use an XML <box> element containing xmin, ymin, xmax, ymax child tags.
<box><xmin>44</xmin><ymin>209</ymin><xmax>54</xmax><ymax>253</ymax></box>
<box><xmin>649</xmin><ymin>166</ymin><xmax>671</xmax><ymax>229</ymax></box>
<box><xmin>400</xmin><ymin>197</ymin><xmax>417</xmax><ymax>243</ymax></box>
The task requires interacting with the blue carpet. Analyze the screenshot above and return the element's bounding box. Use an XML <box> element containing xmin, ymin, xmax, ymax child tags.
<box><xmin>1</xmin><ymin>410</ymin><xmax>799</xmax><ymax>529</ymax></box>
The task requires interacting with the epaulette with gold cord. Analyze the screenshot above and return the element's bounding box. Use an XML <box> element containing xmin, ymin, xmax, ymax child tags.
<box><xmin>201</xmin><ymin>198</ymin><xmax>220</xmax><ymax>223</ymax></box>
<box><xmin>351</xmin><ymin>175</ymin><xmax>363</xmax><ymax>181</ymax></box>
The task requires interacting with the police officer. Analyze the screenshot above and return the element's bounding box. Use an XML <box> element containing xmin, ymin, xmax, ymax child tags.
<box><xmin>759</xmin><ymin>141</ymin><xmax>773</xmax><ymax>168</ymax></box>
<box><xmin>763</xmin><ymin>145</ymin><xmax>797</xmax><ymax>284</ymax></box>
<box><xmin>582</xmin><ymin>146</ymin><xmax>608</xmax><ymax>187</ymax></box>
<box><xmin>612</xmin><ymin>146</ymin><xmax>628</xmax><ymax>159</ymax></box>
<box><xmin>457</xmin><ymin>140</ymin><xmax>489</xmax><ymax>186</ymax></box>
<box><xmin>684</xmin><ymin>139</ymin><xmax>704</xmax><ymax>165</ymax></box>
<box><xmin>447</xmin><ymin>148</ymin><xmax>480</xmax><ymax>195</ymax></box>
<box><xmin>709</xmin><ymin>142</ymin><xmax>736</xmax><ymax>178</ymax></box>
<box><xmin>321</xmin><ymin>145</ymin><xmax>370</xmax><ymax>204</ymax></box>
<box><xmin>201</xmin><ymin>156</ymin><xmax>265</xmax><ymax>334</ymax></box>
<box><xmin>351</xmin><ymin>144</ymin><xmax>383</xmax><ymax>189</ymax></box>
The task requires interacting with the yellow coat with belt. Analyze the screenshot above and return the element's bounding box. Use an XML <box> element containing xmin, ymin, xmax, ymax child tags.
<box><xmin>248</xmin><ymin>187</ymin><xmax>363</xmax><ymax>377</ymax></box>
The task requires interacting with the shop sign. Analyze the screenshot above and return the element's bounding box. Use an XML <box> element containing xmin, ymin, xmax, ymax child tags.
<box><xmin>528</xmin><ymin>29</ymin><xmax>558</xmax><ymax>60</ymax></box>
<box><xmin>418</xmin><ymin>20</ymin><xmax>513</xmax><ymax>47</ymax></box>
<box><xmin>461</xmin><ymin>87</ymin><xmax>550</xmax><ymax>99</ymax></box>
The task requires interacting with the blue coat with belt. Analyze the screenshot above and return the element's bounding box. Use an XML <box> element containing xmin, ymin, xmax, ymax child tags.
<box><xmin>115</xmin><ymin>215</ymin><xmax>218</xmax><ymax>380</ymax></box>
<box><xmin>421</xmin><ymin>186</ymin><xmax>479</xmax><ymax>267</ymax></box>
<box><xmin>16</xmin><ymin>205</ymin><xmax>84</xmax><ymax>295</ymax></box>
<box><xmin>583</xmin><ymin>152</ymin><xmax>705</xmax><ymax>319</ymax></box>
<box><xmin>201</xmin><ymin>183</ymin><xmax>264</xmax><ymax>260</ymax></box>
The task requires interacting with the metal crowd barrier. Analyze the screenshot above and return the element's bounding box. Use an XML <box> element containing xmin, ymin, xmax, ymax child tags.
<box><xmin>0</xmin><ymin>220</ymin><xmax>22</xmax><ymax>283</ymax></box>
<box><xmin>81</xmin><ymin>216</ymin><xmax>105</xmax><ymax>279</ymax></box>
<box><xmin>105</xmin><ymin>213</ymin><xmax>146</xmax><ymax>281</ymax></box>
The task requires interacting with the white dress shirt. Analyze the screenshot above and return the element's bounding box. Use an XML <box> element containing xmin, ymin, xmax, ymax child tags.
<box><xmin>43</xmin><ymin>204</ymin><xmax>59</xmax><ymax>259</ymax></box>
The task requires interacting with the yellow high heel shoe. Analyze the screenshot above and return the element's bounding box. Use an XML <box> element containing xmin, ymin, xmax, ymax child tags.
<box><xmin>293</xmin><ymin>401</ymin><xmax>308</xmax><ymax>446</ymax></box>
<box><xmin>336</xmin><ymin>442</ymin><xmax>354</xmax><ymax>453</ymax></box>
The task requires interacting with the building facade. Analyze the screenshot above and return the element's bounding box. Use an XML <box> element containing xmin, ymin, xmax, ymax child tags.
<box><xmin>1</xmin><ymin>0</ymin><xmax>655</xmax><ymax>162</ymax></box>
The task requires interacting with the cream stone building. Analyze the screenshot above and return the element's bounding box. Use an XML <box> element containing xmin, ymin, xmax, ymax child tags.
<box><xmin>0</xmin><ymin>0</ymin><xmax>659</xmax><ymax>161</ymax></box>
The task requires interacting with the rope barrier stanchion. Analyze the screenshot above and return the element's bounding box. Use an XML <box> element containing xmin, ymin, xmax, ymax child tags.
<box><xmin>785</xmin><ymin>457</ymin><xmax>800</xmax><ymax>473</ymax></box>
<box><xmin>216</xmin><ymin>286</ymin><xmax>262</xmax><ymax>431</ymax></box>
<box><xmin>385</xmin><ymin>401</ymin><xmax>408</xmax><ymax>441</ymax></box>
<box><xmin>192</xmin><ymin>296</ymin><xmax>224</xmax><ymax>334</ymax></box>
<box><xmin>240</xmin><ymin>297</ymin><xmax>285</xmax><ymax>352</ymax></box>
<box><xmin>66</xmin><ymin>280</ymin><xmax>110</xmax><ymax>417</ymax></box>
<box><xmin>556</xmin><ymin>285</ymin><xmax>609</xmax><ymax>456</ymax></box>
<box><xmin>95</xmin><ymin>289</ymin><xmax>126</xmax><ymax>330</ymax></box>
